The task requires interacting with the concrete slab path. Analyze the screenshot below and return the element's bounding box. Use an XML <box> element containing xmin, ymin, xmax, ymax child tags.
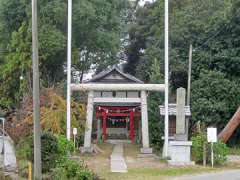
<box><xmin>110</xmin><ymin>143</ymin><xmax>127</xmax><ymax>173</ymax></box>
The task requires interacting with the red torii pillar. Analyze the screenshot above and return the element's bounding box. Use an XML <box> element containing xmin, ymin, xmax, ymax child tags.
<box><xmin>102</xmin><ymin>111</ymin><xmax>107</xmax><ymax>142</ymax></box>
<box><xmin>130</xmin><ymin>110</ymin><xmax>135</xmax><ymax>143</ymax></box>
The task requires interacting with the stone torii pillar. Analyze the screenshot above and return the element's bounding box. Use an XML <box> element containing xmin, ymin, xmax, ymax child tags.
<box><xmin>140</xmin><ymin>91</ymin><xmax>152</xmax><ymax>154</ymax></box>
<box><xmin>83</xmin><ymin>90</ymin><xmax>94</xmax><ymax>152</ymax></box>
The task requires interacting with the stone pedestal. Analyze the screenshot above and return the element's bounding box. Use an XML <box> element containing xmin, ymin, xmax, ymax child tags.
<box><xmin>167</xmin><ymin>141</ymin><xmax>194</xmax><ymax>165</ymax></box>
<box><xmin>140</xmin><ymin>147</ymin><xmax>153</xmax><ymax>154</ymax></box>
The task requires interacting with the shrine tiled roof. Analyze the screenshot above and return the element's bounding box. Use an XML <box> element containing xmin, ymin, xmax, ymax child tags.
<box><xmin>85</xmin><ymin>66</ymin><xmax>144</xmax><ymax>84</ymax></box>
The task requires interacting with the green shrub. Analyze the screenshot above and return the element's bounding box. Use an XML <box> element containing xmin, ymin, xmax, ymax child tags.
<box><xmin>41</xmin><ymin>132</ymin><xmax>60</xmax><ymax>173</ymax></box>
<box><xmin>191</xmin><ymin>132</ymin><xmax>207</xmax><ymax>163</ymax></box>
<box><xmin>56</xmin><ymin>134</ymin><xmax>74</xmax><ymax>156</ymax></box>
<box><xmin>41</xmin><ymin>133</ymin><xmax>76</xmax><ymax>172</ymax></box>
<box><xmin>16</xmin><ymin>132</ymin><xmax>93</xmax><ymax>177</ymax></box>
<box><xmin>49</xmin><ymin>167</ymin><xmax>68</xmax><ymax>180</ymax></box>
<box><xmin>211</xmin><ymin>141</ymin><xmax>229</xmax><ymax>165</ymax></box>
<box><xmin>50</xmin><ymin>160</ymin><xmax>93</xmax><ymax>180</ymax></box>
<box><xmin>21</xmin><ymin>132</ymin><xmax>75</xmax><ymax>173</ymax></box>
<box><xmin>191</xmin><ymin>132</ymin><xmax>229</xmax><ymax>165</ymax></box>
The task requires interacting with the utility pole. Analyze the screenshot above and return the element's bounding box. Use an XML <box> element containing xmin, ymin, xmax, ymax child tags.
<box><xmin>66</xmin><ymin>0</ymin><xmax>72</xmax><ymax>140</ymax></box>
<box><xmin>32</xmin><ymin>0</ymin><xmax>42</xmax><ymax>179</ymax></box>
<box><xmin>187</xmin><ymin>44</ymin><xmax>192</xmax><ymax>106</ymax></box>
<box><xmin>186</xmin><ymin>44</ymin><xmax>192</xmax><ymax>138</ymax></box>
<box><xmin>163</xmin><ymin>0</ymin><xmax>169</xmax><ymax>157</ymax></box>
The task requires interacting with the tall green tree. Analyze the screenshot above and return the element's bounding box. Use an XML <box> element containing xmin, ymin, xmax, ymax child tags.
<box><xmin>72</xmin><ymin>0</ymin><xmax>129</xmax><ymax>80</ymax></box>
<box><xmin>0</xmin><ymin>0</ymin><xmax>128</xmax><ymax>107</ymax></box>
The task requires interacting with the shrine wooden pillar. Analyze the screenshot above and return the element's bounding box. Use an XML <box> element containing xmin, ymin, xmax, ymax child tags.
<box><xmin>102</xmin><ymin>111</ymin><xmax>107</xmax><ymax>142</ymax></box>
<box><xmin>130</xmin><ymin>110</ymin><xmax>135</xmax><ymax>143</ymax></box>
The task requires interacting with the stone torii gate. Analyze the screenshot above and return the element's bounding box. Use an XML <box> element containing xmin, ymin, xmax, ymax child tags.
<box><xmin>71</xmin><ymin>79</ymin><xmax>165</xmax><ymax>153</ymax></box>
<box><xmin>66</xmin><ymin>0</ymin><xmax>169</xmax><ymax>156</ymax></box>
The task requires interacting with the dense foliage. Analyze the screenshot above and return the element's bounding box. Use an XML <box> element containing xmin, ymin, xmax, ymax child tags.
<box><xmin>41</xmin><ymin>133</ymin><xmax>61</xmax><ymax>173</ymax></box>
<box><xmin>0</xmin><ymin>0</ymin><xmax>129</xmax><ymax>108</ymax></box>
<box><xmin>17</xmin><ymin>132</ymin><xmax>74</xmax><ymax>173</ymax></box>
<box><xmin>191</xmin><ymin>71</ymin><xmax>240</xmax><ymax>128</ymax></box>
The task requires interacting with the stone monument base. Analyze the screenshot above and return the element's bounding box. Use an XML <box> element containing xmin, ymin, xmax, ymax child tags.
<box><xmin>167</xmin><ymin>141</ymin><xmax>194</xmax><ymax>166</ymax></box>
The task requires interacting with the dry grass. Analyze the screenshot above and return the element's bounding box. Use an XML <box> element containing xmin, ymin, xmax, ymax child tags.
<box><xmin>124</xmin><ymin>143</ymin><xmax>140</xmax><ymax>157</ymax></box>
<box><xmin>81</xmin><ymin>143</ymin><xmax>113</xmax><ymax>177</ymax></box>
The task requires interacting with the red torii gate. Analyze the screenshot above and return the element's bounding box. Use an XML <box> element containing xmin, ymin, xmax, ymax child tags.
<box><xmin>96</xmin><ymin>106</ymin><xmax>140</xmax><ymax>143</ymax></box>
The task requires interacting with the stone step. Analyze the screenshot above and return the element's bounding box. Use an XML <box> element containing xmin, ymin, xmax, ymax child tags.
<box><xmin>106</xmin><ymin>139</ymin><xmax>131</xmax><ymax>144</ymax></box>
<box><xmin>137</xmin><ymin>153</ymin><xmax>159</xmax><ymax>159</ymax></box>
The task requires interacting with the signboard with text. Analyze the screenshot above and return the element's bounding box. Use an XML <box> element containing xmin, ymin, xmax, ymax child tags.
<box><xmin>207</xmin><ymin>127</ymin><xmax>217</xmax><ymax>143</ymax></box>
<box><xmin>73</xmin><ymin>128</ymin><xmax>77</xmax><ymax>135</ymax></box>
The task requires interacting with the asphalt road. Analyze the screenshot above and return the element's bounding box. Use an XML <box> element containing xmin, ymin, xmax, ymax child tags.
<box><xmin>173</xmin><ymin>169</ymin><xmax>240</xmax><ymax>180</ymax></box>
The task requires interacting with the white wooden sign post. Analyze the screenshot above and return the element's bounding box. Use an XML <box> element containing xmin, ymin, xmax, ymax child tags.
<box><xmin>73</xmin><ymin>128</ymin><xmax>77</xmax><ymax>149</ymax></box>
<box><xmin>207</xmin><ymin>127</ymin><xmax>217</xmax><ymax>167</ymax></box>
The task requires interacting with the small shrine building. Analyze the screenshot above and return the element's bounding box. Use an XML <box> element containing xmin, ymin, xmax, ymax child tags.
<box><xmin>71</xmin><ymin>66</ymin><xmax>165</xmax><ymax>153</ymax></box>
<box><xmin>86</xmin><ymin>67</ymin><xmax>144</xmax><ymax>144</ymax></box>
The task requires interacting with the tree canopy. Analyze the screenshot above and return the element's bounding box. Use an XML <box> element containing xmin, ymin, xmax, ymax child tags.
<box><xmin>0</xmin><ymin>0</ymin><xmax>128</xmax><ymax>108</ymax></box>
<box><xmin>124</xmin><ymin>0</ymin><xmax>240</xmax><ymax>143</ymax></box>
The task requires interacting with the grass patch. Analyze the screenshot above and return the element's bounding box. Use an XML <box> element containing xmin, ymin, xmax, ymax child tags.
<box><xmin>99</xmin><ymin>167</ymin><xmax>220</xmax><ymax>180</ymax></box>
<box><xmin>229</xmin><ymin>146</ymin><xmax>240</xmax><ymax>155</ymax></box>
<box><xmin>128</xmin><ymin>166</ymin><xmax>217</xmax><ymax>176</ymax></box>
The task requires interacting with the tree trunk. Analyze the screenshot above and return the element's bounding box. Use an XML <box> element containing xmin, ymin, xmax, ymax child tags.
<box><xmin>218</xmin><ymin>107</ymin><xmax>240</xmax><ymax>143</ymax></box>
